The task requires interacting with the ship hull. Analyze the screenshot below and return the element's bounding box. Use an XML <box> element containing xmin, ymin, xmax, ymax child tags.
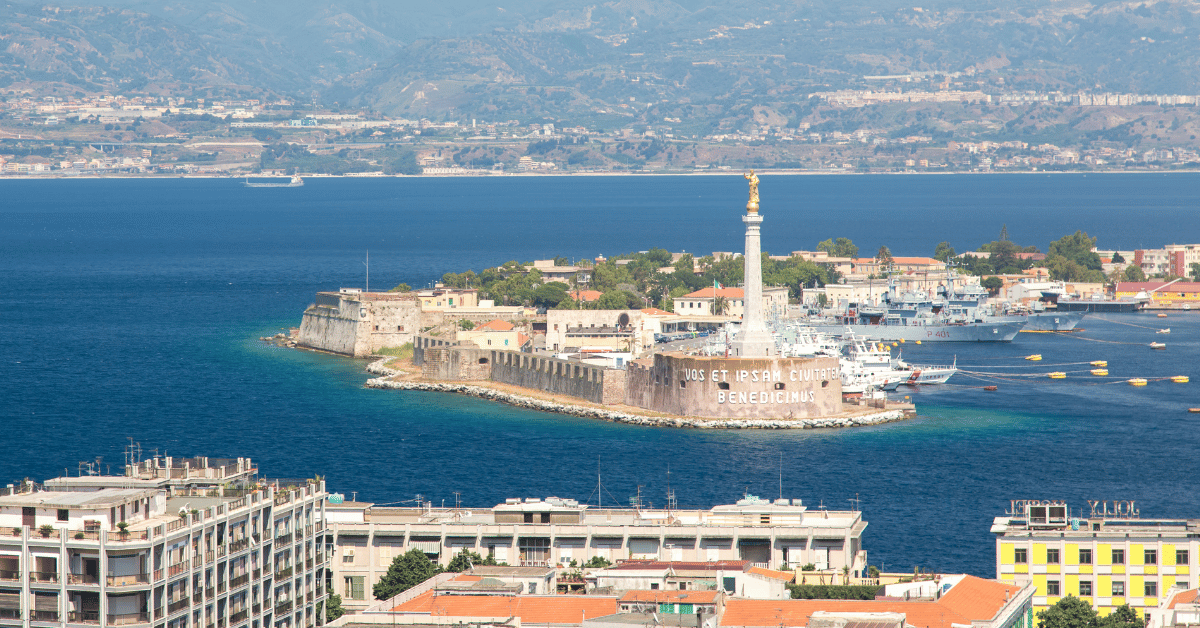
<box><xmin>1016</xmin><ymin>311</ymin><xmax>1086</xmax><ymax>331</ymax></box>
<box><xmin>1055</xmin><ymin>300</ymin><xmax>1146</xmax><ymax>313</ymax></box>
<box><xmin>806</xmin><ymin>320</ymin><xmax>1025</xmax><ymax>342</ymax></box>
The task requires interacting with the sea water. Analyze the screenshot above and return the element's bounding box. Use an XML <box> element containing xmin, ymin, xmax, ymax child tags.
<box><xmin>2</xmin><ymin>174</ymin><xmax>1199</xmax><ymax>576</ymax></box>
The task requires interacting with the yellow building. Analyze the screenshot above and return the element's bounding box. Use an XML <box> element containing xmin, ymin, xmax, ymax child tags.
<box><xmin>993</xmin><ymin>500</ymin><xmax>1195</xmax><ymax>621</ymax></box>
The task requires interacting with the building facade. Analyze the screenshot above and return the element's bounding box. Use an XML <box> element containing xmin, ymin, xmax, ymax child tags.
<box><xmin>993</xmin><ymin>500</ymin><xmax>1196</xmax><ymax>618</ymax></box>
<box><xmin>325</xmin><ymin>495</ymin><xmax>868</xmax><ymax>613</ymax></box>
<box><xmin>0</xmin><ymin>457</ymin><xmax>327</xmax><ymax>628</ymax></box>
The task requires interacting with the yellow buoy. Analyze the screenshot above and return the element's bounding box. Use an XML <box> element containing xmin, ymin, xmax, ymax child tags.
<box><xmin>1172</xmin><ymin>376</ymin><xmax>1189</xmax><ymax>383</ymax></box>
<box><xmin>899</xmin><ymin>339</ymin><xmax>905</xmax><ymax>344</ymax></box>
<box><xmin>1091</xmin><ymin>369</ymin><xmax>1109</xmax><ymax>376</ymax></box>
<box><xmin>1128</xmin><ymin>378</ymin><xmax>1148</xmax><ymax>387</ymax></box>
<box><xmin>916</xmin><ymin>340</ymin><xmax>922</xmax><ymax>345</ymax></box>
<box><xmin>1048</xmin><ymin>372</ymin><xmax>1067</xmax><ymax>379</ymax></box>
<box><xmin>1026</xmin><ymin>354</ymin><xmax>1042</xmax><ymax>361</ymax></box>
<box><xmin>892</xmin><ymin>342</ymin><xmax>899</xmax><ymax>347</ymax></box>
<box><xmin>1090</xmin><ymin>360</ymin><xmax>1107</xmax><ymax>367</ymax></box>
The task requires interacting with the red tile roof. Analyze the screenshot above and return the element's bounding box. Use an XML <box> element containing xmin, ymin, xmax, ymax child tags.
<box><xmin>681</xmin><ymin>287</ymin><xmax>744</xmax><ymax>299</ymax></box>
<box><xmin>640</xmin><ymin>308</ymin><xmax>673</xmax><ymax>316</ymax></box>
<box><xmin>722</xmin><ymin>576</ymin><xmax>1022</xmax><ymax>628</ymax></box>
<box><xmin>476</xmin><ymin>319</ymin><xmax>515</xmax><ymax>332</ymax></box>
<box><xmin>393</xmin><ymin>591</ymin><xmax>617</xmax><ymax>623</ymax></box>
<box><xmin>571</xmin><ymin>290</ymin><xmax>603</xmax><ymax>302</ymax></box>
<box><xmin>1117</xmin><ymin>281</ymin><xmax>1200</xmax><ymax>293</ymax></box>
<box><xmin>620</xmin><ymin>590</ymin><xmax>720</xmax><ymax>603</ymax></box>
<box><xmin>747</xmin><ymin>566</ymin><xmax>796</xmax><ymax>582</ymax></box>
<box><xmin>1169</xmin><ymin>589</ymin><xmax>1200</xmax><ymax>609</ymax></box>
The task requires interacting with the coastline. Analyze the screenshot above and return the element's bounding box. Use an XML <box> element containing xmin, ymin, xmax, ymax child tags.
<box><xmin>362</xmin><ymin>357</ymin><xmax>912</xmax><ymax>430</ymax></box>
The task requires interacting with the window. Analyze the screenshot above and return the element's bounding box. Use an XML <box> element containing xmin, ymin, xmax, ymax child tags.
<box><xmin>1046</xmin><ymin>580</ymin><xmax>1060</xmax><ymax>596</ymax></box>
<box><xmin>344</xmin><ymin>576</ymin><xmax>364</xmax><ymax>600</ymax></box>
<box><xmin>1079</xmin><ymin>548</ymin><xmax>1092</xmax><ymax>564</ymax></box>
<box><xmin>1079</xmin><ymin>581</ymin><xmax>1093</xmax><ymax>596</ymax></box>
<box><xmin>1047</xmin><ymin>548</ymin><xmax>1060</xmax><ymax>564</ymax></box>
<box><xmin>1112</xmin><ymin>549</ymin><xmax>1125</xmax><ymax>564</ymax></box>
<box><xmin>57</xmin><ymin>509</ymin><xmax>69</xmax><ymax>522</ymax></box>
<box><xmin>1112</xmin><ymin>581</ymin><xmax>1125</xmax><ymax>597</ymax></box>
<box><xmin>650</xmin><ymin>583</ymin><xmax>660</xmax><ymax>590</ymax></box>
<box><xmin>1014</xmin><ymin>548</ymin><xmax>1028</xmax><ymax>563</ymax></box>
<box><xmin>1178</xmin><ymin>549</ymin><xmax>1190</xmax><ymax>565</ymax></box>
<box><xmin>1145</xmin><ymin>549</ymin><xmax>1158</xmax><ymax>565</ymax></box>
<box><xmin>1145</xmin><ymin>581</ymin><xmax>1158</xmax><ymax>597</ymax></box>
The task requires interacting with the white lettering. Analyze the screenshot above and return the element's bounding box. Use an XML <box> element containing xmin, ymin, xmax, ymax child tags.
<box><xmin>776</xmin><ymin>391</ymin><xmax>783</xmax><ymax>403</ymax></box>
<box><xmin>685</xmin><ymin>369</ymin><xmax>691</xmax><ymax>381</ymax></box>
<box><xmin>804</xmin><ymin>370</ymin><xmax>813</xmax><ymax>382</ymax></box>
<box><xmin>809</xmin><ymin>390</ymin><xmax>816</xmax><ymax>402</ymax></box>
<box><xmin>698</xmin><ymin>369</ymin><xmax>705</xmax><ymax>382</ymax></box>
<box><xmin>762</xmin><ymin>369</ymin><xmax>771</xmax><ymax>382</ymax></box>
<box><xmin>738</xmin><ymin>392</ymin><xmax>747</xmax><ymax>404</ymax></box>
<box><xmin>711</xmin><ymin>370</ymin><xmax>719</xmax><ymax>383</ymax></box>
<box><xmin>721</xmin><ymin>369</ymin><xmax>728</xmax><ymax>382</ymax></box>
<box><xmin>773</xmin><ymin>370</ymin><xmax>781</xmax><ymax>382</ymax></box>
<box><xmin>749</xmin><ymin>392</ymin><xmax>757</xmax><ymax>403</ymax></box>
<box><xmin>740</xmin><ymin>370</ymin><xmax>749</xmax><ymax>382</ymax></box>
<box><xmin>718</xmin><ymin>391</ymin><xmax>725</xmax><ymax>403</ymax></box>
<box><xmin>761</xmin><ymin>392</ymin><xmax>768</xmax><ymax>405</ymax></box>
<box><xmin>791</xmin><ymin>391</ymin><xmax>799</xmax><ymax>403</ymax></box>
<box><xmin>751</xmin><ymin>371</ymin><xmax>759</xmax><ymax>382</ymax></box>
<box><xmin>790</xmin><ymin>370</ymin><xmax>797</xmax><ymax>382</ymax></box>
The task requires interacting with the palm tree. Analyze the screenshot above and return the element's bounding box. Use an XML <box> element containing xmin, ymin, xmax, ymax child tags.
<box><xmin>712</xmin><ymin>296</ymin><xmax>729</xmax><ymax>316</ymax></box>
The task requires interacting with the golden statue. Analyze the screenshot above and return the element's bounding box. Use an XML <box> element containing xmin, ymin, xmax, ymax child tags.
<box><xmin>744</xmin><ymin>169</ymin><xmax>760</xmax><ymax>212</ymax></box>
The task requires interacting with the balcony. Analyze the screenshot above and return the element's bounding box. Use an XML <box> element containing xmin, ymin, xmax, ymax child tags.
<box><xmin>217</xmin><ymin>582</ymin><xmax>226</xmax><ymax>594</ymax></box>
<box><xmin>107</xmin><ymin>530</ymin><xmax>149</xmax><ymax>543</ymax></box>
<box><xmin>218</xmin><ymin>546</ymin><xmax>227</xmax><ymax>558</ymax></box>
<box><xmin>218</xmin><ymin>619</ymin><xmax>226</xmax><ymax>628</ymax></box>
<box><xmin>69</xmin><ymin>573</ymin><xmax>100</xmax><ymax>585</ymax></box>
<box><xmin>69</xmin><ymin>530</ymin><xmax>102</xmax><ymax>541</ymax></box>
<box><xmin>305</xmin><ymin>560</ymin><xmax>313</xmax><ymax>571</ymax></box>
<box><xmin>152</xmin><ymin>569</ymin><xmax>163</xmax><ymax>581</ymax></box>
<box><xmin>230</xmin><ymin>610</ymin><xmax>248</xmax><ymax>623</ymax></box>
<box><xmin>252</xmin><ymin>604</ymin><xmax>261</xmax><ymax>615</ymax></box>
<box><xmin>193</xmin><ymin>592</ymin><xmax>202</xmax><ymax>604</ymax></box>
<box><xmin>230</xmin><ymin>574</ymin><xmax>249</xmax><ymax>589</ymax></box>
<box><xmin>230</xmin><ymin>539</ymin><xmax>249</xmax><ymax>553</ymax></box>
<box><xmin>252</xmin><ymin>569</ymin><xmax>261</xmax><ymax>581</ymax></box>
<box><xmin>205</xmin><ymin>587</ymin><xmax>214</xmax><ymax>599</ymax></box>
<box><xmin>0</xmin><ymin>569</ymin><xmax>20</xmax><ymax>582</ymax></box>
<box><xmin>167</xmin><ymin>598</ymin><xmax>189</xmax><ymax>614</ymax></box>
<box><xmin>29</xmin><ymin>571</ymin><xmax>59</xmax><ymax>584</ymax></box>
<box><xmin>167</xmin><ymin>561</ymin><xmax>190</xmax><ymax>578</ymax></box>
<box><xmin>204</xmin><ymin>551</ymin><xmax>215</xmax><ymax>564</ymax></box>
<box><xmin>106</xmin><ymin>573</ymin><xmax>150</xmax><ymax>587</ymax></box>
<box><xmin>107</xmin><ymin>612</ymin><xmax>150</xmax><ymax>626</ymax></box>
<box><xmin>274</xmin><ymin>566</ymin><xmax>292</xmax><ymax>580</ymax></box>
<box><xmin>275</xmin><ymin>533</ymin><xmax>292</xmax><ymax>546</ymax></box>
<box><xmin>0</xmin><ymin>608</ymin><xmax>21</xmax><ymax>620</ymax></box>
<box><xmin>274</xmin><ymin>601</ymin><xmax>292</xmax><ymax>616</ymax></box>
<box><xmin>68</xmin><ymin>610</ymin><xmax>101</xmax><ymax>623</ymax></box>
<box><xmin>31</xmin><ymin>610</ymin><xmax>60</xmax><ymax>622</ymax></box>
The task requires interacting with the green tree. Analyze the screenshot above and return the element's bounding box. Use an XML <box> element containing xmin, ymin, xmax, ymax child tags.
<box><xmin>373</xmin><ymin>549</ymin><xmax>442</xmax><ymax>600</ymax></box>
<box><xmin>324</xmin><ymin>594</ymin><xmax>345</xmax><ymax>622</ymax></box>
<box><xmin>933</xmin><ymin>241</ymin><xmax>957</xmax><ymax>263</ymax></box>
<box><xmin>1111</xmin><ymin>252</ymin><xmax>1126</xmax><ymax>264</ymax></box>
<box><xmin>999</xmin><ymin>224</ymin><xmax>1009</xmax><ymax>242</ymax></box>
<box><xmin>1123</xmin><ymin>265</ymin><xmax>1147</xmax><ymax>282</ymax></box>
<box><xmin>712</xmin><ymin>295</ymin><xmax>729</xmax><ymax>316</ymax></box>
<box><xmin>533</xmin><ymin>282</ymin><xmax>569</xmax><ymax>308</ymax></box>
<box><xmin>876</xmin><ymin>245</ymin><xmax>893</xmax><ymax>266</ymax></box>
<box><xmin>389</xmin><ymin>283</ymin><xmax>412</xmax><ymax>292</ymax></box>
<box><xmin>583</xmin><ymin>556</ymin><xmax>612</xmax><ymax>568</ymax></box>
<box><xmin>458</xmin><ymin>319</ymin><xmax>475</xmax><ymax>330</ymax></box>
<box><xmin>1190</xmin><ymin>262</ymin><xmax>1200</xmax><ymax>281</ymax></box>
<box><xmin>1048</xmin><ymin>231</ymin><xmax>1103</xmax><ymax>270</ymax></box>
<box><xmin>1036</xmin><ymin>595</ymin><xmax>1099</xmax><ymax>628</ymax></box>
<box><xmin>817</xmin><ymin>237</ymin><xmax>859</xmax><ymax>259</ymax></box>
<box><xmin>1099</xmin><ymin>605</ymin><xmax>1141</xmax><ymax>628</ymax></box>
<box><xmin>446</xmin><ymin>549</ymin><xmax>486</xmax><ymax>573</ymax></box>
<box><xmin>981</xmin><ymin>276</ymin><xmax>1004</xmax><ymax>295</ymax></box>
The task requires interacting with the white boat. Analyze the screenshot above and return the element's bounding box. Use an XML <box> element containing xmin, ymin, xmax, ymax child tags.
<box><xmin>244</xmin><ymin>175</ymin><xmax>304</xmax><ymax>188</ymax></box>
<box><xmin>839</xmin><ymin>335</ymin><xmax>909</xmax><ymax>393</ymax></box>
<box><xmin>879</xmin><ymin>352</ymin><xmax>958</xmax><ymax>390</ymax></box>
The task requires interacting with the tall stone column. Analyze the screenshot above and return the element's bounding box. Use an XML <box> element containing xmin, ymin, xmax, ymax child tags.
<box><xmin>731</xmin><ymin>172</ymin><xmax>775</xmax><ymax>357</ymax></box>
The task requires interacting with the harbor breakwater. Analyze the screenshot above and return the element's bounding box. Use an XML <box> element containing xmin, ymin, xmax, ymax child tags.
<box><xmin>364</xmin><ymin>358</ymin><xmax>908</xmax><ymax>430</ymax></box>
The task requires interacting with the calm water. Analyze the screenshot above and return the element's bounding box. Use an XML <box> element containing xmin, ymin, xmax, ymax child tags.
<box><xmin>3</xmin><ymin>174</ymin><xmax>1199</xmax><ymax>577</ymax></box>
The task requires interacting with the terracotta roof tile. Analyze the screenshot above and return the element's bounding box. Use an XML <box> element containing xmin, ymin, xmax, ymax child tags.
<box><xmin>1169</xmin><ymin>589</ymin><xmax>1200</xmax><ymax>609</ymax></box>
<box><xmin>477</xmin><ymin>319</ymin><xmax>515</xmax><ymax>332</ymax></box>
<box><xmin>681</xmin><ymin>287</ymin><xmax>744</xmax><ymax>299</ymax></box>
<box><xmin>610</xmin><ymin>560</ymin><xmax>749</xmax><ymax>572</ymax></box>
<box><xmin>747</xmin><ymin>566</ymin><xmax>796</xmax><ymax>582</ymax></box>
<box><xmin>394</xmin><ymin>591</ymin><xmax>617</xmax><ymax>623</ymax></box>
<box><xmin>937</xmin><ymin>576</ymin><xmax>1024</xmax><ymax>622</ymax></box>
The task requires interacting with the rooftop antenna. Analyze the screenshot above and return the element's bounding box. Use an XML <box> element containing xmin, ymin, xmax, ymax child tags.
<box><xmin>778</xmin><ymin>453</ymin><xmax>783</xmax><ymax>501</ymax></box>
<box><xmin>363</xmin><ymin>250</ymin><xmax>369</xmax><ymax>292</ymax></box>
<box><xmin>849</xmin><ymin>493</ymin><xmax>861</xmax><ymax>514</ymax></box>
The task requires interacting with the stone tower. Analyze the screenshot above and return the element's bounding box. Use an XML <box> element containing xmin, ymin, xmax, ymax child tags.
<box><xmin>731</xmin><ymin>171</ymin><xmax>775</xmax><ymax>357</ymax></box>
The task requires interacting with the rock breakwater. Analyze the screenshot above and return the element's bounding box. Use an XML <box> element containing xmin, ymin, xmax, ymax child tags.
<box><xmin>364</xmin><ymin>358</ymin><xmax>908</xmax><ymax>430</ymax></box>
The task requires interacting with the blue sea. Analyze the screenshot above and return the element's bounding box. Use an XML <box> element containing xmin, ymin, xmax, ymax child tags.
<box><xmin>3</xmin><ymin>173</ymin><xmax>1200</xmax><ymax>577</ymax></box>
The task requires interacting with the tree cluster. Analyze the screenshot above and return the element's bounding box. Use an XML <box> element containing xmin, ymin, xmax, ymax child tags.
<box><xmin>1037</xmin><ymin>597</ymin><xmax>1142</xmax><ymax>628</ymax></box>
<box><xmin>373</xmin><ymin>548</ymin><xmax>499</xmax><ymax>601</ymax></box>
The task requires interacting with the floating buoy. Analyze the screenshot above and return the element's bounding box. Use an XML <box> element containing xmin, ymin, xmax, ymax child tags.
<box><xmin>984</xmin><ymin>385</ymin><xmax>998</xmax><ymax>391</ymax></box>
<box><xmin>1090</xmin><ymin>360</ymin><xmax>1107</xmax><ymax>367</ymax></box>
<box><xmin>1048</xmin><ymin>372</ymin><xmax>1067</xmax><ymax>379</ymax></box>
<box><xmin>1128</xmin><ymin>378</ymin><xmax>1148</xmax><ymax>386</ymax></box>
<box><xmin>1150</xmin><ymin>342</ymin><xmax>1167</xmax><ymax>350</ymax></box>
<box><xmin>1026</xmin><ymin>354</ymin><xmax>1043</xmax><ymax>361</ymax></box>
<box><xmin>1091</xmin><ymin>369</ymin><xmax>1109</xmax><ymax>376</ymax></box>
<box><xmin>915</xmin><ymin>340</ymin><xmax>922</xmax><ymax>345</ymax></box>
<box><xmin>892</xmin><ymin>342</ymin><xmax>899</xmax><ymax>347</ymax></box>
<box><xmin>1172</xmin><ymin>376</ymin><xmax>1189</xmax><ymax>383</ymax></box>
<box><xmin>1158</xmin><ymin>328</ymin><xmax>1171</xmax><ymax>334</ymax></box>
<box><xmin>1190</xmin><ymin>408</ymin><xmax>1200</xmax><ymax>413</ymax></box>
<box><xmin>1158</xmin><ymin>313</ymin><xmax>1168</xmax><ymax>318</ymax></box>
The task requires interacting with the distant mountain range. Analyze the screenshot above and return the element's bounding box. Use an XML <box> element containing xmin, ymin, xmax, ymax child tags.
<box><xmin>6</xmin><ymin>0</ymin><xmax>1200</xmax><ymax>122</ymax></box>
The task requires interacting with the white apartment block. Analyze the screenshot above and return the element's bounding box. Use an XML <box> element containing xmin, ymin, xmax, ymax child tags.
<box><xmin>325</xmin><ymin>495</ymin><xmax>867</xmax><ymax>613</ymax></box>
<box><xmin>0</xmin><ymin>457</ymin><xmax>327</xmax><ymax>628</ymax></box>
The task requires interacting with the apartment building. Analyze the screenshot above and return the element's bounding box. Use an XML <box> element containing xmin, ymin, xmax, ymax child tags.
<box><xmin>992</xmin><ymin>500</ymin><xmax>1196</xmax><ymax>618</ymax></box>
<box><xmin>325</xmin><ymin>495</ymin><xmax>868</xmax><ymax>613</ymax></box>
<box><xmin>0</xmin><ymin>457</ymin><xmax>327</xmax><ymax>628</ymax></box>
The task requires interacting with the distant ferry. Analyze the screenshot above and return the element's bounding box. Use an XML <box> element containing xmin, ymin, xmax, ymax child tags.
<box><xmin>244</xmin><ymin>175</ymin><xmax>304</xmax><ymax>188</ymax></box>
<box><xmin>1049</xmin><ymin>291</ymin><xmax>1148</xmax><ymax>313</ymax></box>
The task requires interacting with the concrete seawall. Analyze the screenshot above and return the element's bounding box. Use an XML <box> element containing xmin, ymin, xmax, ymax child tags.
<box><xmin>365</xmin><ymin>358</ymin><xmax>909</xmax><ymax>430</ymax></box>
